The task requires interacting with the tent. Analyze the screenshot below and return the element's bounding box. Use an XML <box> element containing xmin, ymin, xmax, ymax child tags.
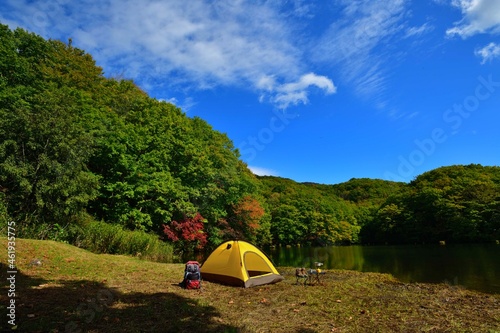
<box><xmin>201</xmin><ymin>240</ymin><xmax>284</xmax><ymax>288</ymax></box>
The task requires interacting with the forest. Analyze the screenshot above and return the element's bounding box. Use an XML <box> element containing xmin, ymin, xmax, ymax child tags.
<box><xmin>1</xmin><ymin>24</ymin><xmax>499</xmax><ymax>255</ymax></box>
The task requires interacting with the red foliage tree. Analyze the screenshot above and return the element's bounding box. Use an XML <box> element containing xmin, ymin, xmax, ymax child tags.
<box><xmin>163</xmin><ymin>213</ymin><xmax>208</xmax><ymax>250</ymax></box>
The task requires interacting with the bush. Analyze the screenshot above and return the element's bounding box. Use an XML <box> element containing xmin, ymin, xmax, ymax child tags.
<box><xmin>75</xmin><ymin>220</ymin><xmax>174</xmax><ymax>262</ymax></box>
<box><xmin>0</xmin><ymin>194</ymin><xmax>10</xmax><ymax>234</ymax></box>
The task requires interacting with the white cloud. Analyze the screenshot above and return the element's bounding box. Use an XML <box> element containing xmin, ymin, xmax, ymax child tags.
<box><xmin>256</xmin><ymin>75</ymin><xmax>277</xmax><ymax>92</ymax></box>
<box><xmin>248</xmin><ymin>166</ymin><xmax>278</xmax><ymax>177</ymax></box>
<box><xmin>278</xmin><ymin>73</ymin><xmax>336</xmax><ymax>95</ymax></box>
<box><xmin>446</xmin><ymin>0</ymin><xmax>500</xmax><ymax>38</ymax></box>
<box><xmin>267</xmin><ymin>73</ymin><xmax>336</xmax><ymax>109</ymax></box>
<box><xmin>272</xmin><ymin>91</ymin><xmax>308</xmax><ymax>109</ymax></box>
<box><xmin>0</xmin><ymin>0</ymin><xmax>334</xmax><ymax>109</ymax></box>
<box><xmin>475</xmin><ymin>42</ymin><xmax>500</xmax><ymax>63</ymax></box>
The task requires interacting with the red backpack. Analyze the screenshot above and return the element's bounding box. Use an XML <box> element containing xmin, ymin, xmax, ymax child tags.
<box><xmin>181</xmin><ymin>261</ymin><xmax>201</xmax><ymax>289</ymax></box>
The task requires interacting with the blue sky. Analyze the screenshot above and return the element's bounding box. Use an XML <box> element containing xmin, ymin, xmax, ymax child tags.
<box><xmin>2</xmin><ymin>0</ymin><xmax>500</xmax><ymax>184</ymax></box>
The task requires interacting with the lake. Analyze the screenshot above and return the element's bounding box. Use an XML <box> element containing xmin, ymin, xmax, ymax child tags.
<box><xmin>266</xmin><ymin>243</ymin><xmax>500</xmax><ymax>294</ymax></box>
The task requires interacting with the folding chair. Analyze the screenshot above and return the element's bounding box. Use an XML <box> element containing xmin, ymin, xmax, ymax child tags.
<box><xmin>295</xmin><ymin>268</ymin><xmax>308</xmax><ymax>285</ymax></box>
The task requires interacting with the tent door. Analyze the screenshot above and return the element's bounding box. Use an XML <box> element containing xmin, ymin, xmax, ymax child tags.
<box><xmin>244</xmin><ymin>251</ymin><xmax>273</xmax><ymax>277</ymax></box>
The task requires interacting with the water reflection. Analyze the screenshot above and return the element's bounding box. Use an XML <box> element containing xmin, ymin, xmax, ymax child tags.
<box><xmin>268</xmin><ymin>244</ymin><xmax>500</xmax><ymax>294</ymax></box>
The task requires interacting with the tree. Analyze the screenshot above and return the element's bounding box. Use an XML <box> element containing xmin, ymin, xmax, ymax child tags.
<box><xmin>0</xmin><ymin>26</ymin><xmax>100</xmax><ymax>233</ymax></box>
<box><xmin>163</xmin><ymin>213</ymin><xmax>208</xmax><ymax>251</ymax></box>
<box><xmin>224</xmin><ymin>195</ymin><xmax>265</xmax><ymax>243</ymax></box>
<box><xmin>364</xmin><ymin>164</ymin><xmax>500</xmax><ymax>244</ymax></box>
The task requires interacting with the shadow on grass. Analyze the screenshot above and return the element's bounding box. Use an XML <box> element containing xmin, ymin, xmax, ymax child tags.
<box><xmin>0</xmin><ymin>270</ymin><xmax>238</xmax><ymax>332</ymax></box>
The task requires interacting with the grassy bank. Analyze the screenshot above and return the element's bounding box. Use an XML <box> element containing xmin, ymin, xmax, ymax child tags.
<box><xmin>1</xmin><ymin>238</ymin><xmax>499</xmax><ymax>332</ymax></box>
<box><xmin>2</xmin><ymin>220</ymin><xmax>175</xmax><ymax>263</ymax></box>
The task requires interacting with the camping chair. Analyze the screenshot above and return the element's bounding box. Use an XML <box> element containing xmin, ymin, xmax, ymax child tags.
<box><xmin>295</xmin><ymin>268</ymin><xmax>308</xmax><ymax>285</ymax></box>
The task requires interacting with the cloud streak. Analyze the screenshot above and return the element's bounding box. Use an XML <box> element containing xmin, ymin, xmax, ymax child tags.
<box><xmin>312</xmin><ymin>0</ymin><xmax>408</xmax><ymax>102</ymax></box>
<box><xmin>404</xmin><ymin>23</ymin><xmax>435</xmax><ymax>38</ymax></box>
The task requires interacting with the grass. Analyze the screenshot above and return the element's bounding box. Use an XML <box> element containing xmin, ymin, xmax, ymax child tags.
<box><xmin>1</xmin><ymin>238</ymin><xmax>499</xmax><ymax>333</ymax></box>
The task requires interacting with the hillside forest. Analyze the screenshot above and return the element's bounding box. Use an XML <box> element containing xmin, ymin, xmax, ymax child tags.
<box><xmin>1</xmin><ymin>25</ymin><xmax>499</xmax><ymax>255</ymax></box>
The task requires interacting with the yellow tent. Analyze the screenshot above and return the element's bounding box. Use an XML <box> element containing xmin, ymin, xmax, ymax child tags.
<box><xmin>201</xmin><ymin>240</ymin><xmax>284</xmax><ymax>288</ymax></box>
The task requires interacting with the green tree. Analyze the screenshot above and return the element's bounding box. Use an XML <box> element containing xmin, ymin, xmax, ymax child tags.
<box><xmin>0</xmin><ymin>26</ymin><xmax>100</xmax><ymax>233</ymax></box>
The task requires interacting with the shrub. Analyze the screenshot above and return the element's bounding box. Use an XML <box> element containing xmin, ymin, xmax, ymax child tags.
<box><xmin>0</xmin><ymin>194</ymin><xmax>10</xmax><ymax>234</ymax></box>
<box><xmin>72</xmin><ymin>220</ymin><xmax>174</xmax><ymax>262</ymax></box>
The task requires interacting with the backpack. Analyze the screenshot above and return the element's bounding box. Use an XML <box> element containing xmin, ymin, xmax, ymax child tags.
<box><xmin>181</xmin><ymin>261</ymin><xmax>201</xmax><ymax>289</ymax></box>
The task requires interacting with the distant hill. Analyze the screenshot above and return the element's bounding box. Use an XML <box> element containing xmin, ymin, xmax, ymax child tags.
<box><xmin>260</xmin><ymin>164</ymin><xmax>500</xmax><ymax>245</ymax></box>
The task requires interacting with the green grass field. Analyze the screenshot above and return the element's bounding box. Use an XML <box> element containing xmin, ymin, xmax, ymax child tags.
<box><xmin>1</xmin><ymin>238</ymin><xmax>499</xmax><ymax>332</ymax></box>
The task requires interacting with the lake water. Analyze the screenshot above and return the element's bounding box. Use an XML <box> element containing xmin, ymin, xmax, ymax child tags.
<box><xmin>266</xmin><ymin>243</ymin><xmax>500</xmax><ymax>294</ymax></box>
